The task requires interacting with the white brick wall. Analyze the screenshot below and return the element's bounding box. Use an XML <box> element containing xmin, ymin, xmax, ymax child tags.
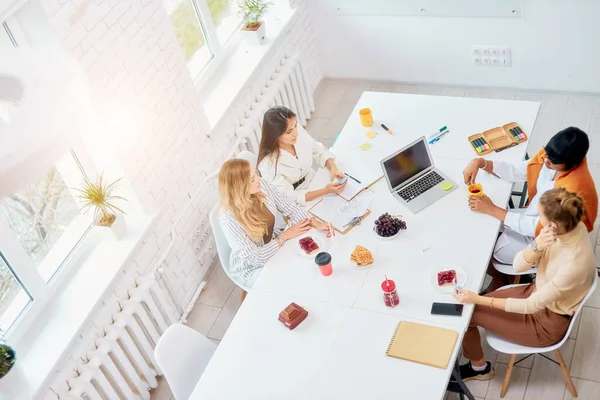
<box><xmin>30</xmin><ymin>0</ymin><xmax>322</xmax><ymax>397</ymax></box>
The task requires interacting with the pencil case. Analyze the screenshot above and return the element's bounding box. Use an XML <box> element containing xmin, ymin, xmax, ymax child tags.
<box><xmin>468</xmin><ymin>122</ymin><xmax>528</xmax><ymax>155</ymax></box>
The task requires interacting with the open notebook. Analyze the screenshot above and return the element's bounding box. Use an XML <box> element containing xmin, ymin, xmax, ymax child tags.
<box><xmin>386</xmin><ymin>321</ymin><xmax>458</xmax><ymax>369</ymax></box>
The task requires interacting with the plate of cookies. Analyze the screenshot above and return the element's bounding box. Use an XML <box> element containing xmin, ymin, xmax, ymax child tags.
<box><xmin>350</xmin><ymin>245</ymin><xmax>373</xmax><ymax>268</ymax></box>
<box><xmin>430</xmin><ymin>267</ymin><xmax>467</xmax><ymax>294</ymax></box>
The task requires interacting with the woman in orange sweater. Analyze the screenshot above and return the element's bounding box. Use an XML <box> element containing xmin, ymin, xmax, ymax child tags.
<box><xmin>453</xmin><ymin>188</ymin><xmax>596</xmax><ymax>382</ymax></box>
<box><xmin>463</xmin><ymin>127</ymin><xmax>597</xmax><ymax>291</ymax></box>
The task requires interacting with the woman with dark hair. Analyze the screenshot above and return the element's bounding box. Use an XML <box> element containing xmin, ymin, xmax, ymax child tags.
<box><xmin>257</xmin><ymin>106</ymin><xmax>346</xmax><ymax>206</ymax></box>
<box><xmin>462</xmin><ymin>126</ymin><xmax>598</xmax><ymax>291</ymax></box>
<box><xmin>453</xmin><ymin>188</ymin><xmax>596</xmax><ymax>382</ymax></box>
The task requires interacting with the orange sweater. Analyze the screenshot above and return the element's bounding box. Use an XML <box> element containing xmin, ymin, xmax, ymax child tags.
<box><xmin>527</xmin><ymin>149</ymin><xmax>598</xmax><ymax>236</ymax></box>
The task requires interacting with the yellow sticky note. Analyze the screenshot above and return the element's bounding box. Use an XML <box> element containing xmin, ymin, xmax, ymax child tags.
<box><xmin>359</xmin><ymin>143</ymin><xmax>372</xmax><ymax>151</ymax></box>
<box><xmin>441</xmin><ymin>182</ymin><xmax>454</xmax><ymax>191</ymax></box>
<box><xmin>366</xmin><ymin>131</ymin><xmax>377</xmax><ymax>139</ymax></box>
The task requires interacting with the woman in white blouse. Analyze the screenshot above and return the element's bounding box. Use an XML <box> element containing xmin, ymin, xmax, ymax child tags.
<box><xmin>257</xmin><ymin>106</ymin><xmax>346</xmax><ymax>207</ymax></box>
<box><xmin>218</xmin><ymin>159</ymin><xmax>329</xmax><ymax>288</ymax></box>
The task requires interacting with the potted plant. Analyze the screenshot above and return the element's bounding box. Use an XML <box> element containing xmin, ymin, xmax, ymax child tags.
<box><xmin>238</xmin><ymin>0</ymin><xmax>272</xmax><ymax>45</ymax></box>
<box><xmin>0</xmin><ymin>276</ymin><xmax>16</xmax><ymax>379</ymax></box>
<box><xmin>75</xmin><ymin>173</ymin><xmax>128</xmax><ymax>239</ymax></box>
<box><xmin>0</xmin><ymin>342</ymin><xmax>16</xmax><ymax>379</ymax></box>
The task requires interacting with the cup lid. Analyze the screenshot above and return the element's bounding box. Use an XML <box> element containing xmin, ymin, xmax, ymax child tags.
<box><xmin>381</xmin><ymin>279</ymin><xmax>396</xmax><ymax>292</ymax></box>
<box><xmin>315</xmin><ymin>252</ymin><xmax>331</xmax><ymax>266</ymax></box>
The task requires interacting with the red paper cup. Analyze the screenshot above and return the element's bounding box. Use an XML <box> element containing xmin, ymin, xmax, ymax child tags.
<box><xmin>315</xmin><ymin>252</ymin><xmax>333</xmax><ymax>276</ymax></box>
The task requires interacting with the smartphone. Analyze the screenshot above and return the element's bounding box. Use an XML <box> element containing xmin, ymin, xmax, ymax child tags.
<box><xmin>431</xmin><ymin>302</ymin><xmax>463</xmax><ymax>317</ymax></box>
<box><xmin>337</xmin><ymin>175</ymin><xmax>349</xmax><ymax>184</ymax></box>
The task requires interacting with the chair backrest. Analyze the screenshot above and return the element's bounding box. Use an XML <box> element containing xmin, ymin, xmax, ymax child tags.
<box><xmin>563</xmin><ymin>274</ymin><xmax>597</xmax><ymax>339</ymax></box>
<box><xmin>237</xmin><ymin>150</ymin><xmax>258</xmax><ymax>167</ymax></box>
<box><xmin>154</xmin><ymin>324</ymin><xmax>217</xmax><ymax>400</ymax></box>
<box><xmin>209</xmin><ymin>206</ymin><xmax>250</xmax><ymax>291</ymax></box>
<box><xmin>209</xmin><ymin>206</ymin><xmax>232</xmax><ymax>273</ymax></box>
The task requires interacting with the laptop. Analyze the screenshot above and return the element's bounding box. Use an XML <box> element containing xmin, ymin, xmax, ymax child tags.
<box><xmin>381</xmin><ymin>137</ymin><xmax>456</xmax><ymax>213</ymax></box>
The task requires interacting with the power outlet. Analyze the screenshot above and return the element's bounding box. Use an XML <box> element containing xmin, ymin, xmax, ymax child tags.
<box><xmin>472</xmin><ymin>45</ymin><xmax>511</xmax><ymax>66</ymax></box>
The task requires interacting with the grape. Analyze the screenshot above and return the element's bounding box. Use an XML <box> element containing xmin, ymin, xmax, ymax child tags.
<box><xmin>374</xmin><ymin>213</ymin><xmax>407</xmax><ymax>237</ymax></box>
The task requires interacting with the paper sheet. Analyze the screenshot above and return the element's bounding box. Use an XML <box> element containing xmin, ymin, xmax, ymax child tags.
<box><xmin>309</xmin><ymin>190</ymin><xmax>374</xmax><ymax>229</ymax></box>
<box><xmin>336</xmin><ymin>163</ymin><xmax>383</xmax><ymax>201</ymax></box>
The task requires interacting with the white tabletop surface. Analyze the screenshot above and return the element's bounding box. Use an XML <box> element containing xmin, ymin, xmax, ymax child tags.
<box><xmin>192</xmin><ymin>93</ymin><xmax>540</xmax><ymax>399</ymax></box>
<box><xmin>191</xmin><ymin>291</ymin><xmax>463</xmax><ymax>400</ymax></box>
<box><xmin>333</xmin><ymin>92</ymin><xmax>539</xmax><ymax>165</ymax></box>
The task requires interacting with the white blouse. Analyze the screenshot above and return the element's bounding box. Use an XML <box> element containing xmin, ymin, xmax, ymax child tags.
<box><xmin>219</xmin><ymin>180</ymin><xmax>310</xmax><ymax>287</ymax></box>
<box><xmin>258</xmin><ymin>125</ymin><xmax>335</xmax><ymax>206</ymax></box>
<box><xmin>492</xmin><ymin>159</ymin><xmax>556</xmax><ymax>237</ymax></box>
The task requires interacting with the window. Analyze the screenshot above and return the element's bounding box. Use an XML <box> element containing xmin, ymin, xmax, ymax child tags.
<box><xmin>166</xmin><ymin>0</ymin><xmax>242</xmax><ymax>80</ymax></box>
<box><xmin>0</xmin><ymin>20</ymin><xmax>91</xmax><ymax>338</ymax></box>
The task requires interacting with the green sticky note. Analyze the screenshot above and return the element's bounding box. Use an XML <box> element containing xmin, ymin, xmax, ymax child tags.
<box><xmin>359</xmin><ymin>143</ymin><xmax>372</xmax><ymax>151</ymax></box>
<box><xmin>441</xmin><ymin>182</ymin><xmax>454</xmax><ymax>191</ymax></box>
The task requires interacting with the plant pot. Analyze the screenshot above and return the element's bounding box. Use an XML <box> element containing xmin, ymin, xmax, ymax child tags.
<box><xmin>242</xmin><ymin>21</ymin><xmax>266</xmax><ymax>45</ymax></box>
<box><xmin>97</xmin><ymin>213</ymin><xmax>127</xmax><ymax>240</ymax></box>
<box><xmin>0</xmin><ymin>345</ymin><xmax>16</xmax><ymax>379</ymax></box>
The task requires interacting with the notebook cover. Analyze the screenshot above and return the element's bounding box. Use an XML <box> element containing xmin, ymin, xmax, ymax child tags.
<box><xmin>386</xmin><ymin>321</ymin><xmax>458</xmax><ymax>369</ymax></box>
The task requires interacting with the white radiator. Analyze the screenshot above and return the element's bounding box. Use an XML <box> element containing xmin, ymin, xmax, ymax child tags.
<box><xmin>236</xmin><ymin>53</ymin><xmax>315</xmax><ymax>152</ymax></box>
<box><xmin>61</xmin><ymin>274</ymin><xmax>173</xmax><ymax>400</ymax></box>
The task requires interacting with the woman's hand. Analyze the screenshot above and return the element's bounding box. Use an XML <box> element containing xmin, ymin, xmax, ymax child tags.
<box><xmin>279</xmin><ymin>219</ymin><xmax>312</xmax><ymax>241</ymax></box>
<box><xmin>330</xmin><ymin>165</ymin><xmax>344</xmax><ymax>181</ymax></box>
<box><xmin>325</xmin><ymin>181</ymin><xmax>346</xmax><ymax>194</ymax></box>
<box><xmin>469</xmin><ymin>195</ymin><xmax>496</xmax><ymax>215</ymax></box>
<box><xmin>310</xmin><ymin>219</ymin><xmax>332</xmax><ymax>236</ymax></box>
<box><xmin>325</xmin><ymin>159</ymin><xmax>344</xmax><ymax>181</ymax></box>
<box><xmin>463</xmin><ymin>158</ymin><xmax>483</xmax><ymax>185</ymax></box>
<box><xmin>453</xmin><ymin>288</ymin><xmax>480</xmax><ymax>304</ymax></box>
<box><xmin>534</xmin><ymin>223</ymin><xmax>558</xmax><ymax>251</ymax></box>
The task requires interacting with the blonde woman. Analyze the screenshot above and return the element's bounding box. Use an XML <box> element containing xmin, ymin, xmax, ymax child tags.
<box><xmin>218</xmin><ymin>159</ymin><xmax>330</xmax><ymax>287</ymax></box>
<box><xmin>453</xmin><ymin>188</ymin><xmax>596</xmax><ymax>382</ymax></box>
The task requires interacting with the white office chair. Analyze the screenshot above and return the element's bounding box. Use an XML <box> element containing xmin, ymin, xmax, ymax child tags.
<box><xmin>492</xmin><ymin>260</ymin><xmax>537</xmax><ymax>284</ymax></box>
<box><xmin>209</xmin><ymin>206</ymin><xmax>251</xmax><ymax>296</ymax></box>
<box><xmin>486</xmin><ymin>275</ymin><xmax>597</xmax><ymax>398</ymax></box>
<box><xmin>237</xmin><ymin>150</ymin><xmax>258</xmax><ymax>167</ymax></box>
<box><xmin>154</xmin><ymin>324</ymin><xmax>217</xmax><ymax>400</ymax></box>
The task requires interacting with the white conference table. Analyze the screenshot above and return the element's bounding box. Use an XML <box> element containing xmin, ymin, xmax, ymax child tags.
<box><xmin>191</xmin><ymin>92</ymin><xmax>540</xmax><ymax>399</ymax></box>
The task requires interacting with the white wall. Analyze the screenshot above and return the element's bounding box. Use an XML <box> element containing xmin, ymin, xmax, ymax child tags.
<box><xmin>306</xmin><ymin>0</ymin><xmax>600</xmax><ymax>93</ymax></box>
<box><xmin>22</xmin><ymin>0</ymin><xmax>321</xmax><ymax>397</ymax></box>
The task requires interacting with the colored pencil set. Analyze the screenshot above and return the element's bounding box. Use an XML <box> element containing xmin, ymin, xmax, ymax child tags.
<box><xmin>471</xmin><ymin>137</ymin><xmax>490</xmax><ymax>153</ymax></box>
<box><xmin>509</xmin><ymin>126</ymin><xmax>526</xmax><ymax>141</ymax></box>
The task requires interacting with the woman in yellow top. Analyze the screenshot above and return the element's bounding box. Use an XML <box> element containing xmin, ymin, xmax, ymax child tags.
<box><xmin>453</xmin><ymin>188</ymin><xmax>596</xmax><ymax>381</ymax></box>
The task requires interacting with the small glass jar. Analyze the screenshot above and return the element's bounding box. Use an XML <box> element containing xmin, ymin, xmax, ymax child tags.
<box><xmin>381</xmin><ymin>278</ymin><xmax>399</xmax><ymax>307</ymax></box>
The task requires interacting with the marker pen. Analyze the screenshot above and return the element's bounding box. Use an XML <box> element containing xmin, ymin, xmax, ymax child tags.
<box><xmin>381</xmin><ymin>124</ymin><xmax>393</xmax><ymax>135</ymax></box>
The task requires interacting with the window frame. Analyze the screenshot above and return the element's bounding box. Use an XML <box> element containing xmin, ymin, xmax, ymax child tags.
<box><xmin>178</xmin><ymin>0</ymin><xmax>244</xmax><ymax>84</ymax></box>
<box><xmin>0</xmin><ymin>15</ymin><xmax>99</xmax><ymax>341</ymax></box>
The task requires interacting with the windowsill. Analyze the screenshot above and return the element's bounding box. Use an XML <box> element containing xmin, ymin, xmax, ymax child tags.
<box><xmin>0</xmin><ymin>210</ymin><xmax>157</xmax><ymax>400</ymax></box>
<box><xmin>199</xmin><ymin>5</ymin><xmax>298</xmax><ymax>128</ymax></box>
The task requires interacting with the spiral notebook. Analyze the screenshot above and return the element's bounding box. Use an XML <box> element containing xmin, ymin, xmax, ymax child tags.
<box><xmin>386</xmin><ymin>321</ymin><xmax>458</xmax><ymax>369</ymax></box>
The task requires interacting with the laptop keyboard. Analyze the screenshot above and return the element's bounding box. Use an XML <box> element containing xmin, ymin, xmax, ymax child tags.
<box><xmin>397</xmin><ymin>171</ymin><xmax>444</xmax><ymax>202</ymax></box>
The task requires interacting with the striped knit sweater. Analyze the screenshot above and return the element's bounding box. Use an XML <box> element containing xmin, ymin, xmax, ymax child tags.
<box><xmin>219</xmin><ymin>180</ymin><xmax>310</xmax><ymax>286</ymax></box>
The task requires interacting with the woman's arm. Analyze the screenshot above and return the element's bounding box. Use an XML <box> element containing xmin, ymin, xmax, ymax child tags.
<box><xmin>513</xmin><ymin>244</ymin><xmax>543</xmax><ymax>272</ymax></box>
<box><xmin>492</xmin><ymin>159</ymin><xmax>529</xmax><ymax>183</ymax></box>
<box><xmin>220</xmin><ymin>213</ymin><xmax>280</xmax><ymax>279</ymax></box>
<box><xmin>263</xmin><ymin>180</ymin><xmax>310</xmax><ymax>224</ymax></box>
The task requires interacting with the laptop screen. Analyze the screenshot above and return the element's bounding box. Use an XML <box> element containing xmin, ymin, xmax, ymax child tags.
<box><xmin>383</xmin><ymin>139</ymin><xmax>432</xmax><ymax>189</ymax></box>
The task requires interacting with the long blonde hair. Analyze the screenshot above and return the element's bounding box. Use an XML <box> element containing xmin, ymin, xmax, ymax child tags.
<box><xmin>218</xmin><ymin>159</ymin><xmax>269</xmax><ymax>242</ymax></box>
